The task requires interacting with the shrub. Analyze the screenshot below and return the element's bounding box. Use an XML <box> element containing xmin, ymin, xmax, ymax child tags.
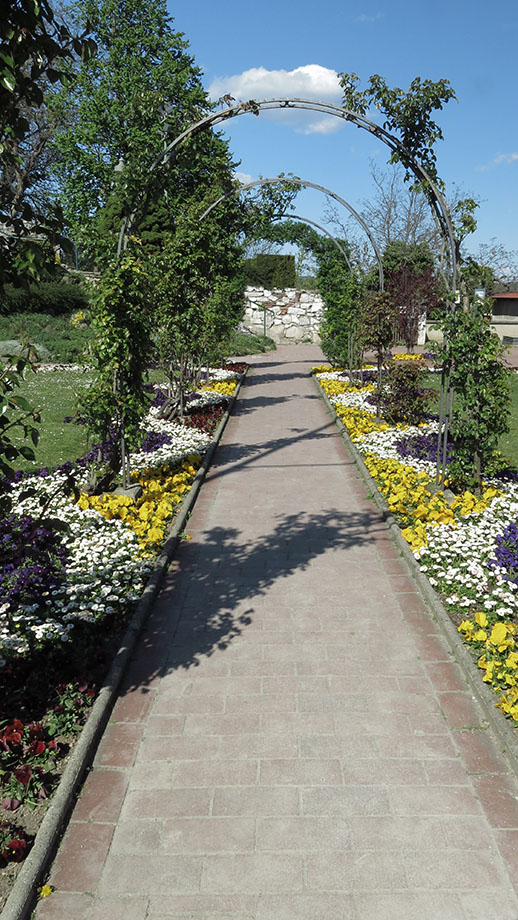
<box><xmin>0</xmin><ymin>282</ymin><xmax>90</xmax><ymax>318</ymax></box>
<box><xmin>381</xmin><ymin>361</ymin><xmax>434</xmax><ymax>425</ymax></box>
<box><xmin>244</xmin><ymin>254</ymin><xmax>296</xmax><ymax>289</ymax></box>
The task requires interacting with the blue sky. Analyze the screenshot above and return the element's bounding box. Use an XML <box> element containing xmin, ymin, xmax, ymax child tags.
<box><xmin>166</xmin><ymin>0</ymin><xmax>518</xmax><ymax>260</ymax></box>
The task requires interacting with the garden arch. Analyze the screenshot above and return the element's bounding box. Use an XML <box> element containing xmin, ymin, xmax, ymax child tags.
<box><xmin>117</xmin><ymin>97</ymin><xmax>457</xmax><ymax>290</ymax></box>
<box><xmin>199</xmin><ymin>176</ymin><xmax>380</xmax><ymax>286</ymax></box>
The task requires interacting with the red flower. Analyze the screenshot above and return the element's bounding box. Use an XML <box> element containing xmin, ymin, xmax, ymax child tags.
<box><xmin>31</xmin><ymin>741</ymin><xmax>46</xmax><ymax>756</ymax></box>
<box><xmin>13</xmin><ymin>765</ymin><xmax>32</xmax><ymax>787</ymax></box>
<box><xmin>3</xmin><ymin>838</ymin><xmax>27</xmax><ymax>862</ymax></box>
<box><xmin>28</xmin><ymin>723</ymin><xmax>43</xmax><ymax>739</ymax></box>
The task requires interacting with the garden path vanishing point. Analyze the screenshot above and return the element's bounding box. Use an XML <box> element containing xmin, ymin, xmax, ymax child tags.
<box><xmin>34</xmin><ymin>345</ymin><xmax>518</xmax><ymax>920</ymax></box>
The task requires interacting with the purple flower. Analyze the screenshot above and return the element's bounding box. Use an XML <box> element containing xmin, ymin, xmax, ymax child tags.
<box><xmin>489</xmin><ymin>523</ymin><xmax>518</xmax><ymax>584</ymax></box>
<box><xmin>395</xmin><ymin>431</ymin><xmax>452</xmax><ymax>465</ymax></box>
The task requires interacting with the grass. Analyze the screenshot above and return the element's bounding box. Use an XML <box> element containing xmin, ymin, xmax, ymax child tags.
<box><xmin>424</xmin><ymin>370</ymin><xmax>518</xmax><ymax>468</ymax></box>
<box><xmin>224</xmin><ymin>330</ymin><xmax>275</xmax><ymax>354</ymax></box>
<box><xmin>0</xmin><ymin>313</ymin><xmax>94</xmax><ymax>363</ymax></box>
<box><xmin>499</xmin><ymin>373</ymin><xmax>518</xmax><ymax>466</ymax></box>
<box><xmin>12</xmin><ymin>367</ymin><xmax>93</xmax><ymax>472</ymax></box>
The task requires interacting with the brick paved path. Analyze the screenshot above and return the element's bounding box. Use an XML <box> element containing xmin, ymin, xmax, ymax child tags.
<box><xmin>36</xmin><ymin>346</ymin><xmax>518</xmax><ymax>920</ymax></box>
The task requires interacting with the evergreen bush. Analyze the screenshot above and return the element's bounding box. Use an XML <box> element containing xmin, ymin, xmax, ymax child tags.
<box><xmin>244</xmin><ymin>254</ymin><xmax>296</xmax><ymax>289</ymax></box>
<box><xmin>0</xmin><ymin>282</ymin><xmax>90</xmax><ymax>317</ymax></box>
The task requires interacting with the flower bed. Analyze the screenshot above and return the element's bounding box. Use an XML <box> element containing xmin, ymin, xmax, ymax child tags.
<box><xmin>0</xmin><ymin>362</ymin><xmax>245</xmax><ymax>895</ymax></box>
<box><xmin>314</xmin><ymin>363</ymin><xmax>518</xmax><ymax>723</ymax></box>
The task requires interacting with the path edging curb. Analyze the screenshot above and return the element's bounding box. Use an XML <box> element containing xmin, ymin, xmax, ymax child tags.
<box><xmin>313</xmin><ymin>373</ymin><xmax>518</xmax><ymax>777</ymax></box>
<box><xmin>0</xmin><ymin>370</ymin><xmax>247</xmax><ymax>920</ymax></box>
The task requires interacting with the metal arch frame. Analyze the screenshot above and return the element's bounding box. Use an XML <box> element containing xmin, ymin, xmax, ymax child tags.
<box><xmin>117</xmin><ymin>97</ymin><xmax>457</xmax><ymax>290</ymax></box>
<box><xmin>199</xmin><ymin>176</ymin><xmax>380</xmax><ymax>287</ymax></box>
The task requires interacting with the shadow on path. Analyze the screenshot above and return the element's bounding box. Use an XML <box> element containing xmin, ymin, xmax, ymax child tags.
<box><xmin>121</xmin><ymin>507</ymin><xmax>387</xmax><ymax>694</ymax></box>
<box><xmin>209</xmin><ymin>421</ymin><xmax>342</xmax><ymax>476</ymax></box>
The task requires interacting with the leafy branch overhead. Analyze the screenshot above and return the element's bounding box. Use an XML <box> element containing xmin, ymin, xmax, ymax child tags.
<box><xmin>338</xmin><ymin>72</ymin><xmax>456</xmax><ymax>188</ymax></box>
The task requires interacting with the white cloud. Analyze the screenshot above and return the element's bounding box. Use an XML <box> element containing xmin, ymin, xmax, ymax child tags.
<box><xmin>477</xmin><ymin>152</ymin><xmax>518</xmax><ymax>171</ymax></box>
<box><xmin>209</xmin><ymin>65</ymin><xmax>344</xmax><ymax>135</ymax></box>
<box><xmin>234</xmin><ymin>171</ymin><xmax>254</xmax><ymax>185</ymax></box>
<box><xmin>494</xmin><ymin>153</ymin><xmax>518</xmax><ymax>165</ymax></box>
<box><xmin>354</xmin><ymin>12</ymin><xmax>384</xmax><ymax>23</ymax></box>
<box><xmin>303</xmin><ymin>116</ymin><xmax>342</xmax><ymax>136</ymax></box>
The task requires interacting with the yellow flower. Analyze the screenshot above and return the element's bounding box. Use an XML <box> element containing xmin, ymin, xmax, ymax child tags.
<box><xmin>472</xmin><ymin>628</ymin><xmax>487</xmax><ymax>641</ymax></box>
<box><xmin>474</xmin><ymin>611</ymin><xmax>488</xmax><ymax>628</ymax></box>
<box><xmin>38</xmin><ymin>885</ymin><xmax>53</xmax><ymax>899</ymax></box>
<box><xmin>489</xmin><ymin>622</ymin><xmax>510</xmax><ymax>649</ymax></box>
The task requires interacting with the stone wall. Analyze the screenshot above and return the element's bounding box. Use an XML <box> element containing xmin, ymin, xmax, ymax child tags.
<box><xmin>242</xmin><ymin>287</ymin><xmax>324</xmax><ymax>344</ymax></box>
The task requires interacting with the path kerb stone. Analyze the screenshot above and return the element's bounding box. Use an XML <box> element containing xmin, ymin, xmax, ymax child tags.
<box><xmin>19</xmin><ymin>346</ymin><xmax>518</xmax><ymax>920</ymax></box>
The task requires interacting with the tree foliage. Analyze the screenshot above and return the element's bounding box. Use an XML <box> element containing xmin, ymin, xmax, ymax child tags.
<box><xmin>0</xmin><ymin>0</ymin><xmax>94</xmax><ymax>284</ymax></box>
<box><xmin>338</xmin><ymin>72</ymin><xmax>456</xmax><ymax>187</ymax></box>
<box><xmin>153</xmin><ymin>194</ymin><xmax>246</xmax><ymax>417</ymax></box>
<box><xmin>380</xmin><ymin>241</ymin><xmax>443</xmax><ymax>348</ymax></box>
<box><xmin>244</xmin><ymin>254</ymin><xmax>295</xmax><ymax>289</ymax></box>
<box><xmin>360</xmin><ymin>292</ymin><xmax>398</xmax><ymax>417</ymax></box>
<box><xmin>52</xmin><ymin>0</ymin><xmax>236</xmax><ymax>265</ymax></box>
<box><xmin>80</xmin><ymin>250</ymin><xmax>154</xmax><ymax>492</ymax></box>
<box><xmin>434</xmin><ymin>307</ymin><xmax>511</xmax><ymax>493</ymax></box>
<box><xmin>0</xmin><ymin>345</ymin><xmax>40</xmax><ymax>501</ymax></box>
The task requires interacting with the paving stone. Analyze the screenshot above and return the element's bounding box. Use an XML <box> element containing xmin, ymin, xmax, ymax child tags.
<box><xmin>471</xmin><ymin>773</ymin><xmax>518</xmax><ymax>828</ymax></box>
<box><xmin>121</xmin><ymin>787</ymin><xmax>212</xmax><ymax>819</ymax></box>
<box><xmin>73</xmin><ymin>768</ymin><xmax>129</xmax><ymax>823</ymax></box>
<box><xmin>49</xmin><ymin>822</ymin><xmax>114</xmax><ymax>891</ymax></box>
<box><xmin>305</xmin><ymin>850</ymin><xmax>407</xmax><ymax>890</ymax></box>
<box><xmin>93</xmin><ymin>722</ymin><xmax>143</xmax><ymax>768</ymax></box>
<box><xmin>200</xmin><ymin>853</ymin><xmax>304</xmax><ymax>893</ymax></box>
<box><xmin>352</xmin><ymin>891</ymin><xmax>467</xmax><ymax>920</ymax></box>
<box><xmin>161</xmin><ymin>816</ymin><xmax>256</xmax><ymax>853</ymax></box>
<box><xmin>33</xmin><ymin>892</ymin><xmax>98</xmax><ymax>919</ymax></box>
<box><xmin>98</xmin><ymin>854</ymin><xmax>203</xmax><ymax>895</ymax></box>
<box><xmin>255</xmin><ymin>815</ymin><xmax>351</xmax><ymax>851</ymax></box>
<box><xmin>212</xmin><ymin>785</ymin><xmax>300</xmax><ymax>816</ymax></box>
<box><xmin>255</xmin><ymin>893</ymin><xmax>356</xmax><ymax>919</ymax></box>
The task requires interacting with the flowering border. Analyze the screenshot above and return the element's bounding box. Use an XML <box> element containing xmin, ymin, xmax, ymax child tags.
<box><xmin>312</xmin><ymin>371</ymin><xmax>518</xmax><ymax>774</ymax></box>
<box><xmin>1</xmin><ymin>369</ymin><xmax>247</xmax><ymax>920</ymax></box>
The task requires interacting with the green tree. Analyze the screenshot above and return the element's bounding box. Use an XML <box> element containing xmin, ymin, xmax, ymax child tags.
<box><xmin>0</xmin><ymin>0</ymin><xmax>94</xmax><ymax>285</ymax></box>
<box><xmin>80</xmin><ymin>249</ymin><xmax>154</xmax><ymax>492</ymax></box>
<box><xmin>360</xmin><ymin>292</ymin><xmax>398</xmax><ymax>418</ymax></box>
<box><xmin>52</xmin><ymin>0</ymin><xmax>236</xmax><ymax>265</ymax></box>
<box><xmin>434</xmin><ymin>306</ymin><xmax>511</xmax><ymax>494</ymax></box>
<box><xmin>153</xmin><ymin>193</ymin><xmax>246</xmax><ymax>418</ymax></box>
<box><xmin>244</xmin><ymin>254</ymin><xmax>296</xmax><ymax>289</ymax></box>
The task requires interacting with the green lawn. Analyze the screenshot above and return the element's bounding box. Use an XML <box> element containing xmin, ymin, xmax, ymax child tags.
<box><xmin>499</xmin><ymin>373</ymin><xmax>518</xmax><ymax>466</ymax></box>
<box><xmin>0</xmin><ymin>312</ymin><xmax>94</xmax><ymax>363</ymax></box>
<box><xmin>13</xmin><ymin>368</ymin><xmax>93</xmax><ymax>472</ymax></box>
<box><xmin>425</xmin><ymin>370</ymin><xmax>518</xmax><ymax>467</ymax></box>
